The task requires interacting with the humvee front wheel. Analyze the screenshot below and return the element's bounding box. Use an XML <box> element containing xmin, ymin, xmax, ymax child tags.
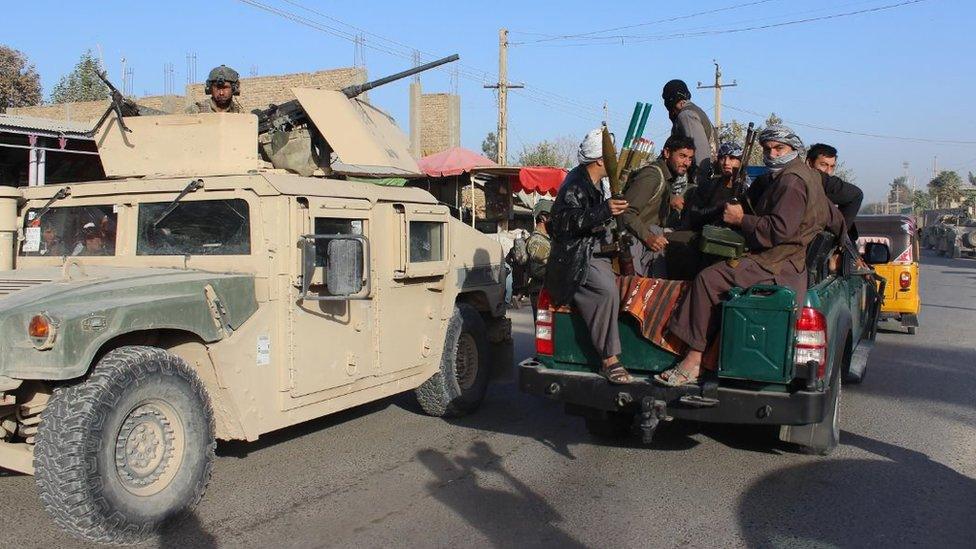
<box><xmin>34</xmin><ymin>346</ymin><xmax>215</xmax><ymax>544</ymax></box>
<box><xmin>416</xmin><ymin>304</ymin><xmax>490</xmax><ymax>417</ymax></box>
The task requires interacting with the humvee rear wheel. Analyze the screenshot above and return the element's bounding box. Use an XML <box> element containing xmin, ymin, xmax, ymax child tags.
<box><xmin>416</xmin><ymin>304</ymin><xmax>490</xmax><ymax>417</ymax></box>
<box><xmin>34</xmin><ymin>346</ymin><xmax>215</xmax><ymax>545</ymax></box>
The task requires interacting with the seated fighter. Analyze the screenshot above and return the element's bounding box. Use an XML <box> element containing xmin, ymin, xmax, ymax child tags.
<box><xmin>680</xmin><ymin>142</ymin><xmax>744</xmax><ymax>231</ymax></box>
<box><xmin>544</xmin><ymin>129</ymin><xmax>633</xmax><ymax>385</ymax></box>
<box><xmin>619</xmin><ymin>135</ymin><xmax>695</xmax><ymax>278</ymax></box>
<box><xmin>656</xmin><ymin>125</ymin><xmax>845</xmax><ymax>387</ymax></box>
<box><xmin>806</xmin><ymin>143</ymin><xmax>863</xmax><ymax>239</ymax></box>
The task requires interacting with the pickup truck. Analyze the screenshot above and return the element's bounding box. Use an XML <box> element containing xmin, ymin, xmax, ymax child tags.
<box><xmin>519</xmin><ymin>233</ymin><xmax>889</xmax><ymax>455</ymax></box>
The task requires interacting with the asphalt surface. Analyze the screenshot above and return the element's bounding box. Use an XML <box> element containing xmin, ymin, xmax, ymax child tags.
<box><xmin>2</xmin><ymin>250</ymin><xmax>974</xmax><ymax>548</ymax></box>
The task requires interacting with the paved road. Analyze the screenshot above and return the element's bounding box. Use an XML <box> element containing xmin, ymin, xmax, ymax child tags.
<box><xmin>3</xmin><ymin>250</ymin><xmax>975</xmax><ymax>548</ymax></box>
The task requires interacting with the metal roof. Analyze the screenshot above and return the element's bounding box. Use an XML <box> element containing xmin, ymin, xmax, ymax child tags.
<box><xmin>0</xmin><ymin>114</ymin><xmax>93</xmax><ymax>138</ymax></box>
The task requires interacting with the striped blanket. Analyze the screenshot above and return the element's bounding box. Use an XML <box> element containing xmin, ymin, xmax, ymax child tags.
<box><xmin>617</xmin><ymin>276</ymin><xmax>689</xmax><ymax>355</ymax></box>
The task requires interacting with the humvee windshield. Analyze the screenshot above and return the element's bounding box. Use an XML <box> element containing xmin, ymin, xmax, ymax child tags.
<box><xmin>20</xmin><ymin>205</ymin><xmax>118</xmax><ymax>257</ymax></box>
<box><xmin>137</xmin><ymin>199</ymin><xmax>251</xmax><ymax>256</ymax></box>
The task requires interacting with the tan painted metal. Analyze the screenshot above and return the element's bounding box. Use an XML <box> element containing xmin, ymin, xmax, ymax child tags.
<box><xmin>293</xmin><ymin>88</ymin><xmax>421</xmax><ymax>177</ymax></box>
<box><xmin>0</xmin><ymin>186</ymin><xmax>20</xmax><ymax>270</ymax></box>
<box><xmin>0</xmin><ymin>92</ymin><xmax>507</xmax><ymax>475</ymax></box>
<box><xmin>94</xmin><ymin>114</ymin><xmax>260</xmax><ymax>178</ymax></box>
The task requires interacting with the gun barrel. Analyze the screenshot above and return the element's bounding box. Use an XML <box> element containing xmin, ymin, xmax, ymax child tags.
<box><xmin>342</xmin><ymin>54</ymin><xmax>460</xmax><ymax>98</ymax></box>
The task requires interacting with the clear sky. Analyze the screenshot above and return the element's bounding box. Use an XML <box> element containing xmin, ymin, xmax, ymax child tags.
<box><xmin>5</xmin><ymin>0</ymin><xmax>974</xmax><ymax>201</ymax></box>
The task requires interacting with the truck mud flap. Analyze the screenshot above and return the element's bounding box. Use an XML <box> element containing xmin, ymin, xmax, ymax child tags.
<box><xmin>520</xmin><ymin>359</ymin><xmax>828</xmax><ymax>426</ymax></box>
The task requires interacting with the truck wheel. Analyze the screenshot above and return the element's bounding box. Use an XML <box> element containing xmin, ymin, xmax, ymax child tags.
<box><xmin>907</xmin><ymin>326</ymin><xmax>917</xmax><ymax>335</ymax></box>
<box><xmin>416</xmin><ymin>304</ymin><xmax>490</xmax><ymax>417</ymax></box>
<box><xmin>584</xmin><ymin>411</ymin><xmax>633</xmax><ymax>439</ymax></box>
<box><xmin>34</xmin><ymin>346</ymin><xmax>215</xmax><ymax>545</ymax></box>
<box><xmin>781</xmin><ymin>358</ymin><xmax>842</xmax><ymax>456</ymax></box>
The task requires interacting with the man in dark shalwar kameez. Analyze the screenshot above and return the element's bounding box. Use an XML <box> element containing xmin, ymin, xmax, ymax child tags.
<box><xmin>656</xmin><ymin>125</ymin><xmax>846</xmax><ymax>387</ymax></box>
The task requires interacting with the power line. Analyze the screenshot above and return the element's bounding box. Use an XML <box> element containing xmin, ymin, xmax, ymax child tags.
<box><xmin>514</xmin><ymin>0</ymin><xmax>928</xmax><ymax>47</ymax></box>
<box><xmin>238</xmin><ymin>0</ymin><xmax>618</xmax><ymax>124</ymax></box>
<box><xmin>510</xmin><ymin>0</ymin><xmax>779</xmax><ymax>45</ymax></box>
<box><xmin>724</xmin><ymin>104</ymin><xmax>976</xmax><ymax>145</ymax></box>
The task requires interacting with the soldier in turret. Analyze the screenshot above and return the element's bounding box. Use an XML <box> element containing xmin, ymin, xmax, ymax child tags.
<box><xmin>185</xmin><ymin>65</ymin><xmax>244</xmax><ymax>114</ymax></box>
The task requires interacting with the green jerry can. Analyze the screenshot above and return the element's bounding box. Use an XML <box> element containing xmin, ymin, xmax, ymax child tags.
<box><xmin>699</xmin><ymin>225</ymin><xmax>746</xmax><ymax>259</ymax></box>
<box><xmin>719</xmin><ymin>284</ymin><xmax>797</xmax><ymax>383</ymax></box>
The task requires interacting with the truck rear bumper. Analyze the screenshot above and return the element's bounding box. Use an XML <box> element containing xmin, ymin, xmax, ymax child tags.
<box><xmin>519</xmin><ymin>359</ymin><xmax>827</xmax><ymax>426</ymax></box>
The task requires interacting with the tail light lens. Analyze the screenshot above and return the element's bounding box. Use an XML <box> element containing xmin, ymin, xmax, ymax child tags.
<box><xmin>535</xmin><ymin>289</ymin><xmax>554</xmax><ymax>356</ymax></box>
<box><xmin>899</xmin><ymin>271</ymin><xmax>911</xmax><ymax>290</ymax></box>
<box><xmin>795</xmin><ymin>307</ymin><xmax>827</xmax><ymax>378</ymax></box>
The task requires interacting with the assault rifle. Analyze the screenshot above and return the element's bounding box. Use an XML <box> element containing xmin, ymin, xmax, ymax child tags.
<box><xmin>729</xmin><ymin>122</ymin><xmax>758</xmax><ymax>213</ymax></box>
<box><xmin>254</xmin><ymin>54</ymin><xmax>460</xmax><ymax>135</ymax></box>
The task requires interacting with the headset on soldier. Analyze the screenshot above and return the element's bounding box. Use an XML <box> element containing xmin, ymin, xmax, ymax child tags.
<box><xmin>205</xmin><ymin>65</ymin><xmax>241</xmax><ymax>96</ymax></box>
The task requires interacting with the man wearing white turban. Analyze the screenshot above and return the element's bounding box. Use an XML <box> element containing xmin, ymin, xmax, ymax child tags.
<box><xmin>544</xmin><ymin>129</ymin><xmax>634</xmax><ymax>384</ymax></box>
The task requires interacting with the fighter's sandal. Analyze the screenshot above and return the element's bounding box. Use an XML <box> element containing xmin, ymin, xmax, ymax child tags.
<box><xmin>653</xmin><ymin>366</ymin><xmax>699</xmax><ymax>387</ymax></box>
<box><xmin>600</xmin><ymin>363</ymin><xmax>634</xmax><ymax>385</ymax></box>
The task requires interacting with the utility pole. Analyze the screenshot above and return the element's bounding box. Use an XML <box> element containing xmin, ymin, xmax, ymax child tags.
<box><xmin>484</xmin><ymin>29</ymin><xmax>523</xmax><ymax>165</ymax></box>
<box><xmin>697</xmin><ymin>60</ymin><xmax>736</xmax><ymax>132</ymax></box>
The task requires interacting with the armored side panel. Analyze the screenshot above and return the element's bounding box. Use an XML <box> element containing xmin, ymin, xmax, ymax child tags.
<box><xmin>293</xmin><ymin>88</ymin><xmax>421</xmax><ymax>177</ymax></box>
<box><xmin>95</xmin><ymin>114</ymin><xmax>260</xmax><ymax>178</ymax></box>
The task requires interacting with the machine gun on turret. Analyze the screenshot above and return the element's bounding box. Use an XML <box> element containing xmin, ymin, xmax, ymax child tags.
<box><xmin>254</xmin><ymin>54</ymin><xmax>460</xmax><ymax>135</ymax></box>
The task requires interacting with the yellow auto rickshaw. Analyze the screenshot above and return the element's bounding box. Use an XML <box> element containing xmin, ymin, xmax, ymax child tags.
<box><xmin>856</xmin><ymin>214</ymin><xmax>920</xmax><ymax>334</ymax></box>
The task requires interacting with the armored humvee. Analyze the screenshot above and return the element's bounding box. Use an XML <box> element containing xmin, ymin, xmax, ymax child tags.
<box><xmin>0</xmin><ymin>66</ymin><xmax>509</xmax><ymax>544</ymax></box>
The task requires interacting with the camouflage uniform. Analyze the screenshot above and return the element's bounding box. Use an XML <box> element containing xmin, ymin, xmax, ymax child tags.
<box><xmin>184</xmin><ymin>97</ymin><xmax>245</xmax><ymax>114</ymax></box>
<box><xmin>525</xmin><ymin>230</ymin><xmax>551</xmax><ymax>318</ymax></box>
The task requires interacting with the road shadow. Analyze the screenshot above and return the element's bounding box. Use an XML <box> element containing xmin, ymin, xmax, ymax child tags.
<box><xmin>417</xmin><ymin>440</ymin><xmax>586</xmax><ymax>548</ymax></box>
<box><xmin>158</xmin><ymin>511</ymin><xmax>218</xmax><ymax>548</ymax></box>
<box><xmin>737</xmin><ymin>431</ymin><xmax>976</xmax><ymax>548</ymax></box>
<box><xmin>919</xmin><ymin>250</ymin><xmax>976</xmax><ymax>269</ymax></box>
<box><xmin>850</xmin><ymin>342</ymin><xmax>976</xmax><ymax>420</ymax></box>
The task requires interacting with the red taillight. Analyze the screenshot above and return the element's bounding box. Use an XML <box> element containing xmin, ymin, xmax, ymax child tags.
<box><xmin>899</xmin><ymin>271</ymin><xmax>911</xmax><ymax>290</ymax></box>
<box><xmin>535</xmin><ymin>289</ymin><xmax>554</xmax><ymax>356</ymax></box>
<box><xmin>795</xmin><ymin>307</ymin><xmax>827</xmax><ymax>378</ymax></box>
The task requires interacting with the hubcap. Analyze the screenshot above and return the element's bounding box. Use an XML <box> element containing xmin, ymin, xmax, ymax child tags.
<box><xmin>454</xmin><ymin>333</ymin><xmax>479</xmax><ymax>391</ymax></box>
<box><xmin>115</xmin><ymin>400</ymin><xmax>184</xmax><ymax>496</ymax></box>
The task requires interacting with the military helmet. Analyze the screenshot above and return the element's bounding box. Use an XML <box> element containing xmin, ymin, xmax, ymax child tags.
<box><xmin>205</xmin><ymin>65</ymin><xmax>241</xmax><ymax>96</ymax></box>
<box><xmin>533</xmin><ymin>199</ymin><xmax>554</xmax><ymax>219</ymax></box>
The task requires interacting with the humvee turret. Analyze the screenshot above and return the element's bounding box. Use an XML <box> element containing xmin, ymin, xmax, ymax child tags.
<box><xmin>0</xmin><ymin>59</ymin><xmax>510</xmax><ymax>544</ymax></box>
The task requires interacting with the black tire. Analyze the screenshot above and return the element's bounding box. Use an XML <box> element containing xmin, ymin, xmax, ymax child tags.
<box><xmin>781</xmin><ymin>355</ymin><xmax>842</xmax><ymax>456</ymax></box>
<box><xmin>907</xmin><ymin>326</ymin><xmax>917</xmax><ymax>335</ymax></box>
<box><xmin>584</xmin><ymin>411</ymin><xmax>633</xmax><ymax>439</ymax></box>
<box><xmin>34</xmin><ymin>346</ymin><xmax>216</xmax><ymax>545</ymax></box>
<box><xmin>416</xmin><ymin>304</ymin><xmax>490</xmax><ymax>417</ymax></box>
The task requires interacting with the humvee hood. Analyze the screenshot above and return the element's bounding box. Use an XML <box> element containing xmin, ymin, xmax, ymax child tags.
<box><xmin>0</xmin><ymin>267</ymin><xmax>257</xmax><ymax>380</ymax></box>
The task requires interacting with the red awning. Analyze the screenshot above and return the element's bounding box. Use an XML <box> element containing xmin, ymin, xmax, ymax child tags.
<box><xmin>513</xmin><ymin>166</ymin><xmax>567</xmax><ymax>197</ymax></box>
<box><xmin>418</xmin><ymin>147</ymin><xmax>497</xmax><ymax>177</ymax></box>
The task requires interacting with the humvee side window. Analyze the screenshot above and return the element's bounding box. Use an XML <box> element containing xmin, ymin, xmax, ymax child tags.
<box><xmin>137</xmin><ymin>199</ymin><xmax>251</xmax><ymax>256</ymax></box>
<box><xmin>409</xmin><ymin>221</ymin><xmax>444</xmax><ymax>263</ymax></box>
<box><xmin>20</xmin><ymin>205</ymin><xmax>118</xmax><ymax>257</ymax></box>
<box><xmin>313</xmin><ymin>218</ymin><xmax>363</xmax><ymax>267</ymax></box>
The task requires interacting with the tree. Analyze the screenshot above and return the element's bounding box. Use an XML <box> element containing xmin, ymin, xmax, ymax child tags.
<box><xmin>517</xmin><ymin>140</ymin><xmax>571</xmax><ymax>168</ymax></box>
<box><xmin>888</xmin><ymin>176</ymin><xmax>911</xmax><ymax>204</ymax></box>
<box><xmin>50</xmin><ymin>50</ymin><xmax>109</xmax><ymax>104</ymax></box>
<box><xmin>927</xmin><ymin>170</ymin><xmax>963</xmax><ymax>209</ymax></box>
<box><xmin>860</xmin><ymin>202</ymin><xmax>886</xmax><ymax>214</ymax></box>
<box><xmin>717</xmin><ymin>113</ymin><xmax>782</xmax><ymax>166</ymax></box>
<box><xmin>834</xmin><ymin>161</ymin><xmax>856</xmax><ymax>184</ymax></box>
<box><xmin>912</xmin><ymin>190</ymin><xmax>932</xmax><ymax>212</ymax></box>
<box><xmin>968</xmin><ymin>171</ymin><xmax>976</xmax><ymax>186</ymax></box>
<box><xmin>0</xmin><ymin>45</ymin><xmax>42</xmax><ymax>112</ymax></box>
<box><xmin>481</xmin><ymin>132</ymin><xmax>498</xmax><ymax>163</ymax></box>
